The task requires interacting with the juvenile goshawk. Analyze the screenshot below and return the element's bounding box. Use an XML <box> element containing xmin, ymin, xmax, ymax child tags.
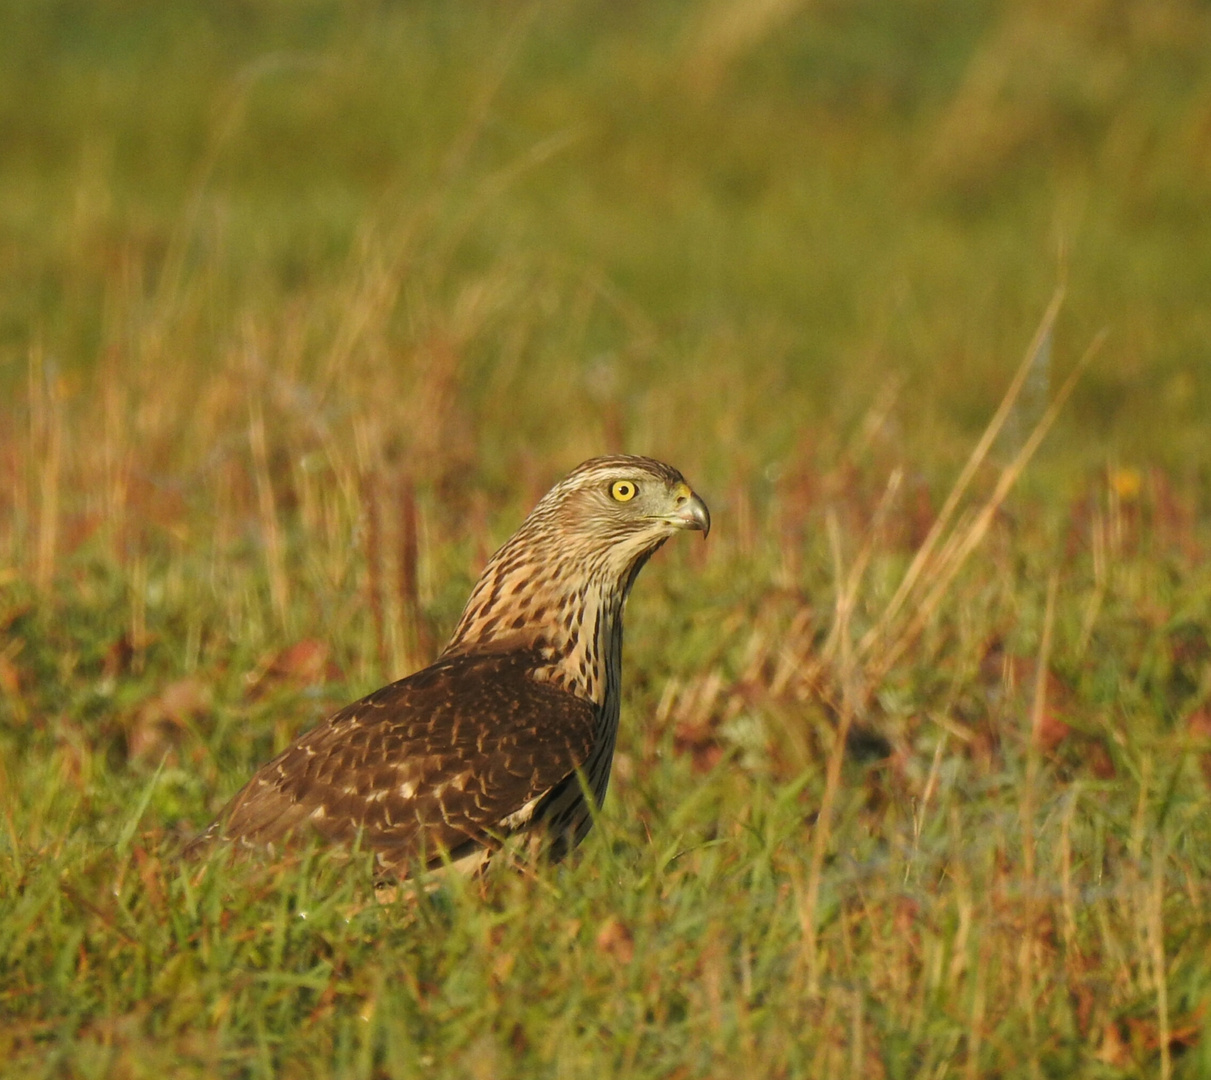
<box><xmin>185</xmin><ymin>455</ymin><xmax>709</xmax><ymax>874</ymax></box>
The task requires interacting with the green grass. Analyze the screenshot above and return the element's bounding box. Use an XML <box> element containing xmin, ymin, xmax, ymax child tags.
<box><xmin>4</xmin><ymin>0</ymin><xmax>1211</xmax><ymax>1075</ymax></box>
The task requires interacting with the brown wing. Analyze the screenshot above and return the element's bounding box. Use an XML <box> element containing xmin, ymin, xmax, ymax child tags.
<box><xmin>185</xmin><ymin>650</ymin><xmax>598</xmax><ymax>868</ymax></box>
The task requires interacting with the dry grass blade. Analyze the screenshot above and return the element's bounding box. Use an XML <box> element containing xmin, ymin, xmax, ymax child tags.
<box><xmin>856</xmin><ymin>287</ymin><xmax>1065</xmax><ymax>665</ymax></box>
<box><xmin>249</xmin><ymin>397</ymin><xmax>290</xmax><ymax>630</ymax></box>
<box><xmin>683</xmin><ymin>0</ymin><xmax>810</xmax><ymax>98</ymax></box>
<box><xmin>29</xmin><ymin>348</ymin><xmax>64</xmax><ymax>594</ymax></box>
<box><xmin>800</xmin><ymin>697</ymin><xmax>855</xmax><ymax>998</ymax></box>
<box><xmin>1018</xmin><ymin>570</ymin><xmax>1058</xmax><ymax>1080</ymax></box>
<box><xmin>397</xmin><ymin>472</ymin><xmax>427</xmax><ymax>667</ymax></box>
<box><xmin>359</xmin><ymin>468</ymin><xmax>389</xmax><ymax>675</ymax></box>
<box><xmin>818</xmin><ymin>469</ymin><xmax>903</xmax><ymax>673</ymax></box>
<box><xmin>866</xmin><ymin>325</ymin><xmax>1106</xmax><ymax>692</ymax></box>
<box><xmin>1150</xmin><ymin>839</ymin><xmax>1171</xmax><ymax>1080</ymax></box>
<box><xmin>793</xmin><ymin>468</ymin><xmax>904</xmax><ymax>708</ymax></box>
<box><xmin>795</xmin><ymin>308</ymin><xmax>1100</xmax><ymax>1008</ymax></box>
<box><xmin>1023</xmin><ymin>572</ymin><xmax>1059</xmax><ymax>884</ymax></box>
<box><xmin>798</xmin><ymin>510</ymin><xmax>859</xmax><ymax>996</ymax></box>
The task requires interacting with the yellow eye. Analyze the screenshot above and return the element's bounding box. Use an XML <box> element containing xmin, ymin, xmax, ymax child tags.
<box><xmin>610</xmin><ymin>480</ymin><xmax>637</xmax><ymax>502</ymax></box>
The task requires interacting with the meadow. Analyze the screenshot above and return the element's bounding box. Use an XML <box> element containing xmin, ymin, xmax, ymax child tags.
<box><xmin>4</xmin><ymin>0</ymin><xmax>1211</xmax><ymax>1075</ymax></box>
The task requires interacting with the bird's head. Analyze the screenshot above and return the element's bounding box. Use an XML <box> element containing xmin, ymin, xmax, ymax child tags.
<box><xmin>528</xmin><ymin>456</ymin><xmax>709</xmax><ymax>578</ymax></box>
<box><xmin>447</xmin><ymin>456</ymin><xmax>709</xmax><ymax>657</ymax></box>
<box><xmin>544</xmin><ymin>456</ymin><xmax>708</xmax><ymax>535</ymax></box>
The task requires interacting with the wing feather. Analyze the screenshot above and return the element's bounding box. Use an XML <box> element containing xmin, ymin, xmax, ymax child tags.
<box><xmin>186</xmin><ymin>650</ymin><xmax>597</xmax><ymax>869</ymax></box>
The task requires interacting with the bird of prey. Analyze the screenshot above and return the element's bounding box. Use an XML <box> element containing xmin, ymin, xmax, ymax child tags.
<box><xmin>185</xmin><ymin>455</ymin><xmax>709</xmax><ymax>875</ymax></box>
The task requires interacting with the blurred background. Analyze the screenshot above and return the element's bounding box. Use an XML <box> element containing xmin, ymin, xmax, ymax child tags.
<box><xmin>7</xmin><ymin>9</ymin><xmax>1211</xmax><ymax>1070</ymax></box>
<box><xmin>4</xmin><ymin>0</ymin><xmax>1210</xmax><ymax>469</ymax></box>
<box><xmin>3</xmin><ymin>0</ymin><xmax>1211</xmax><ymax>679</ymax></box>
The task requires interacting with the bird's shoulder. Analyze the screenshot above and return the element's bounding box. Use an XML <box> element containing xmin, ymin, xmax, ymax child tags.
<box><xmin>317</xmin><ymin>645</ymin><xmax>594</xmax><ymax>741</ymax></box>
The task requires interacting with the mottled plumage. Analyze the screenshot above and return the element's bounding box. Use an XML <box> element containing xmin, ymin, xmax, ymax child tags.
<box><xmin>185</xmin><ymin>455</ymin><xmax>709</xmax><ymax>874</ymax></box>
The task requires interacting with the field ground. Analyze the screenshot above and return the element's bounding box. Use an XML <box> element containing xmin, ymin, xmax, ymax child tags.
<box><xmin>4</xmin><ymin>1</ymin><xmax>1211</xmax><ymax>1076</ymax></box>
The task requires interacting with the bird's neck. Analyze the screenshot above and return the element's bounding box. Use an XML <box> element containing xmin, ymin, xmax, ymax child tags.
<box><xmin>538</xmin><ymin>583</ymin><xmax>626</xmax><ymax>709</ymax></box>
<box><xmin>443</xmin><ymin>544</ymin><xmax>643</xmax><ymax>710</ymax></box>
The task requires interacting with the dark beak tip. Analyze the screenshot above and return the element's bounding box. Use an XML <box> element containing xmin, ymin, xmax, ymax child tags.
<box><xmin>670</xmin><ymin>490</ymin><xmax>710</xmax><ymax>537</ymax></box>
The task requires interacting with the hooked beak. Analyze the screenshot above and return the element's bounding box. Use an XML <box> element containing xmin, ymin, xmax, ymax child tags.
<box><xmin>670</xmin><ymin>488</ymin><xmax>710</xmax><ymax>538</ymax></box>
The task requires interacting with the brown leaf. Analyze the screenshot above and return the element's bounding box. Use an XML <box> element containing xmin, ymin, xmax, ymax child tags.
<box><xmin>1170</xmin><ymin>1011</ymin><xmax>1205</xmax><ymax>1049</ymax></box>
<box><xmin>1187</xmin><ymin>707</ymin><xmax>1211</xmax><ymax>790</ymax></box>
<box><xmin>1072</xmin><ymin>984</ymin><xmax>1095</xmax><ymax>1036</ymax></box>
<box><xmin>595</xmin><ymin>917</ymin><xmax>635</xmax><ymax>965</ymax></box>
<box><xmin>1087</xmin><ymin>740</ymin><xmax>1117</xmax><ymax>780</ymax></box>
<box><xmin>0</xmin><ymin>599</ymin><xmax>32</xmax><ymax>633</ymax></box>
<box><xmin>1033</xmin><ymin>704</ymin><xmax>1072</xmax><ymax>754</ymax></box>
<box><xmin>894</xmin><ymin>898</ymin><xmax>920</xmax><ymax>939</ymax></box>
<box><xmin>1187</xmin><ymin>708</ymin><xmax>1211</xmax><ymax>738</ymax></box>
<box><xmin>673</xmin><ymin>720</ymin><xmax>725</xmax><ymax>774</ymax></box>
<box><xmin>1125</xmin><ymin>1011</ymin><xmax>1204</xmax><ymax>1053</ymax></box>
<box><xmin>156</xmin><ymin>677</ymin><xmax>211</xmax><ymax>722</ymax></box>
<box><xmin>103</xmin><ymin>633</ymin><xmax>134</xmax><ymax>678</ymax></box>
<box><xmin>245</xmin><ymin>639</ymin><xmax>340</xmax><ymax>698</ymax></box>
<box><xmin>1097</xmin><ymin>1020</ymin><xmax>1131</xmax><ymax>1067</ymax></box>
<box><xmin>134</xmin><ymin>847</ymin><xmax>164</xmax><ymax>909</ymax></box>
<box><xmin>127</xmin><ymin>677</ymin><xmax>211</xmax><ymax>761</ymax></box>
<box><xmin>0</xmin><ymin>652</ymin><xmax>21</xmax><ymax>698</ymax></box>
<box><xmin>509</xmin><ymin>1023</ymin><xmax>528</xmax><ymax>1056</ymax></box>
<box><xmin>0</xmin><ymin>651</ymin><xmax>25</xmax><ymax>727</ymax></box>
<box><xmin>270</xmin><ymin>640</ymin><xmax>331</xmax><ymax>682</ymax></box>
<box><xmin>491</xmin><ymin>951</ymin><xmax>516</xmax><ymax>984</ymax></box>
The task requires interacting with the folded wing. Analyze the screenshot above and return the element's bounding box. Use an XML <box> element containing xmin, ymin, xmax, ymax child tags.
<box><xmin>186</xmin><ymin>650</ymin><xmax>598</xmax><ymax>869</ymax></box>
